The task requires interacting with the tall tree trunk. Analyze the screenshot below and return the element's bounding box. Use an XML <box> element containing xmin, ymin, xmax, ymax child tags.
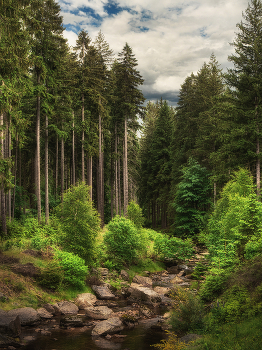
<box><xmin>45</xmin><ymin>114</ymin><xmax>49</xmax><ymax>224</ymax></box>
<box><xmin>8</xmin><ymin>121</ymin><xmax>11</xmax><ymax>221</ymax></box>
<box><xmin>55</xmin><ymin>135</ymin><xmax>58</xmax><ymax>200</ymax></box>
<box><xmin>0</xmin><ymin>112</ymin><xmax>6</xmax><ymax>234</ymax></box>
<box><xmin>87</xmin><ymin>156</ymin><xmax>92</xmax><ymax>200</ymax></box>
<box><xmin>12</xmin><ymin>134</ymin><xmax>18</xmax><ymax>219</ymax></box>
<box><xmin>72</xmin><ymin>112</ymin><xmax>75</xmax><ymax>186</ymax></box>
<box><xmin>118</xmin><ymin>148</ymin><xmax>121</xmax><ymax>216</ymax></box>
<box><xmin>214</xmin><ymin>182</ymin><xmax>217</xmax><ymax>206</ymax></box>
<box><xmin>61</xmin><ymin>136</ymin><xmax>64</xmax><ymax>203</ymax></box>
<box><xmin>123</xmin><ymin>117</ymin><xmax>128</xmax><ymax>216</ymax></box>
<box><xmin>81</xmin><ymin>93</ymin><xmax>85</xmax><ymax>182</ymax></box>
<box><xmin>19</xmin><ymin>142</ymin><xmax>22</xmax><ymax>214</ymax></box>
<box><xmin>98</xmin><ymin>111</ymin><xmax>104</xmax><ymax>226</ymax></box>
<box><xmin>36</xmin><ymin>72</ymin><xmax>41</xmax><ymax>223</ymax></box>
<box><xmin>114</xmin><ymin>125</ymin><xmax>119</xmax><ymax>216</ymax></box>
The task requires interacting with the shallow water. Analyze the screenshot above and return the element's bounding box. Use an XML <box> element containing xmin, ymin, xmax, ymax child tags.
<box><xmin>22</xmin><ymin>319</ymin><xmax>165</xmax><ymax>350</ymax></box>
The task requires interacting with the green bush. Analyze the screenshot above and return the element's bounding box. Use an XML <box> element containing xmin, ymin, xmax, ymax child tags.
<box><xmin>199</xmin><ymin>269</ymin><xmax>228</xmax><ymax>302</ymax></box>
<box><xmin>169</xmin><ymin>287</ymin><xmax>204</xmax><ymax>335</ymax></box>
<box><xmin>104</xmin><ymin>216</ymin><xmax>145</xmax><ymax>265</ymax></box>
<box><xmin>38</xmin><ymin>260</ymin><xmax>64</xmax><ymax>290</ymax></box>
<box><xmin>154</xmin><ymin>234</ymin><xmax>194</xmax><ymax>261</ymax></box>
<box><xmin>127</xmin><ymin>201</ymin><xmax>145</xmax><ymax>229</ymax></box>
<box><xmin>54</xmin><ymin>250</ymin><xmax>88</xmax><ymax>290</ymax></box>
<box><xmin>54</xmin><ymin>183</ymin><xmax>101</xmax><ymax>264</ymax></box>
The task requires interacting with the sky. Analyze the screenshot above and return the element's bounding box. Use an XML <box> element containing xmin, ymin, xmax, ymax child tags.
<box><xmin>58</xmin><ymin>0</ymin><xmax>249</xmax><ymax>106</ymax></box>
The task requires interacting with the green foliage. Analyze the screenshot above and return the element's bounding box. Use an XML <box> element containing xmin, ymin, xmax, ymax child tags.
<box><xmin>104</xmin><ymin>216</ymin><xmax>146</xmax><ymax>265</ymax></box>
<box><xmin>199</xmin><ymin>269</ymin><xmax>229</xmax><ymax>302</ymax></box>
<box><xmin>37</xmin><ymin>260</ymin><xmax>64</xmax><ymax>290</ymax></box>
<box><xmin>191</xmin><ymin>262</ymin><xmax>208</xmax><ymax>280</ymax></box>
<box><xmin>127</xmin><ymin>201</ymin><xmax>145</xmax><ymax>228</ymax></box>
<box><xmin>245</xmin><ymin>236</ymin><xmax>262</xmax><ymax>259</ymax></box>
<box><xmin>169</xmin><ymin>287</ymin><xmax>204</xmax><ymax>335</ymax></box>
<box><xmin>173</xmin><ymin>158</ymin><xmax>211</xmax><ymax>237</ymax></box>
<box><xmin>154</xmin><ymin>234</ymin><xmax>194</xmax><ymax>261</ymax></box>
<box><xmin>206</xmin><ymin>169</ymin><xmax>262</xmax><ymax>268</ymax></box>
<box><xmin>54</xmin><ymin>250</ymin><xmax>88</xmax><ymax>290</ymax></box>
<box><xmin>54</xmin><ymin>183</ymin><xmax>101</xmax><ymax>264</ymax></box>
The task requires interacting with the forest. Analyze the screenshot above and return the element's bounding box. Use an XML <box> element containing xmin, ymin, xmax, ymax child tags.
<box><xmin>1</xmin><ymin>0</ymin><xmax>262</xmax><ymax>349</ymax></box>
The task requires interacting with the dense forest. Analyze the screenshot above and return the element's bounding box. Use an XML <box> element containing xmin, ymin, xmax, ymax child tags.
<box><xmin>1</xmin><ymin>0</ymin><xmax>262</xmax><ymax>349</ymax></box>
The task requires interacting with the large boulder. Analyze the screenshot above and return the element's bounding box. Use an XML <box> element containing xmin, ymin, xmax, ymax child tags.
<box><xmin>37</xmin><ymin>308</ymin><xmax>53</xmax><ymax>319</ymax></box>
<box><xmin>128</xmin><ymin>283</ymin><xmax>161</xmax><ymax>303</ymax></box>
<box><xmin>85</xmin><ymin>306</ymin><xmax>113</xmax><ymax>320</ymax></box>
<box><xmin>7</xmin><ymin>307</ymin><xmax>40</xmax><ymax>326</ymax></box>
<box><xmin>91</xmin><ymin>317</ymin><xmax>124</xmax><ymax>337</ymax></box>
<box><xmin>120</xmin><ymin>270</ymin><xmax>129</xmax><ymax>281</ymax></box>
<box><xmin>0</xmin><ymin>312</ymin><xmax>21</xmax><ymax>337</ymax></box>
<box><xmin>54</xmin><ymin>301</ymin><xmax>78</xmax><ymax>315</ymax></box>
<box><xmin>0</xmin><ymin>334</ymin><xmax>21</xmax><ymax>348</ymax></box>
<box><xmin>132</xmin><ymin>275</ymin><xmax>152</xmax><ymax>286</ymax></box>
<box><xmin>92</xmin><ymin>285</ymin><xmax>115</xmax><ymax>300</ymax></box>
<box><xmin>75</xmin><ymin>293</ymin><xmax>97</xmax><ymax>309</ymax></box>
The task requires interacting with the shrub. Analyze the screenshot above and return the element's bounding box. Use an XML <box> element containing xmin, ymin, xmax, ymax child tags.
<box><xmin>127</xmin><ymin>201</ymin><xmax>145</xmax><ymax>229</ymax></box>
<box><xmin>154</xmin><ymin>235</ymin><xmax>194</xmax><ymax>261</ymax></box>
<box><xmin>104</xmin><ymin>216</ymin><xmax>145</xmax><ymax>265</ymax></box>
<box><xmin>54</xmin><ymin>183</ymin><xmax>101</xmax><ymax>264</ymax></box>
<box><xmin>169</xmin><ymin>287</ymin><xmax>204</xmax><ymax>335</ymax></box>
<box><xmin>54</xmin><ymin>250</ymin><xmax>88</xmax><ymax>290</ymax></box>
<box><xmin>38</xmin><ymin>260</ymin><xmax>64</xmax><ymax>290</ymax></box>
<box><xmin>199</xmin><ymin>269</ymin><xmax>229</xmax><ymax>302</ymax></box>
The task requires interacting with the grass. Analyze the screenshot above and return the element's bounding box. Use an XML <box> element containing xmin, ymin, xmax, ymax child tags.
<box><xmin>188</xmin><ymin>315</ymin><xmax>262</xmax><ymax>350</ymax></box>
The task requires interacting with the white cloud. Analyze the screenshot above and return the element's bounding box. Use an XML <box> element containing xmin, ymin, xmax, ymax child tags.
<box><xmin>58</xmin><ymin>0</ymin><xmax>250</xmax><ymax>104</ymax></box>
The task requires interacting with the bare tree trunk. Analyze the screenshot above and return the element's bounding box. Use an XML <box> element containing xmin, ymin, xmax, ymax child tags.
<box><xmin>256</xmin><ymin>136</ymin><xmax>260</xmax><ymax>198</ymax></box>
<box><xmin>55</xmin><ymin>136</ymin><xmax>59</xmax><ymax>199</ymax></box>
<box><xmin>123</xmin><ymin>117</ymin><xmax>128</xmax><ymax>216</ymax></box>
<box><xmin>8</xmin><ymin>121</ymin><xmax>11</xmax><ymax>221</ymax></box>
<box><xmin>12</xmin><ymin>134</ymin><xmax>18</xmax><ymax>219</ymax></box>
<box><xmin>81</xmin><ymin>94</ymin><xmax>85</xmax><ymax>182</ymax></box>
<box><xmin>98</xmin><ymin>111</ymin><xmax>104</xmax><ymax>226</ymax></box>
<box><xmin>118</xmin><ymin>149</ymin><xmax>121</xmax><ymax>216</ymax></box>
<box><xmin>87</xmin><ymin>156</ymin><xmax>92</xmax><ymax>200</ymax></box>
<box><xmin>0</xmin><ymin>112</ymin><xmax>6</xmax><ymax>234</ymax></box>
<box><xmin>61</xmin><ymin>136</ymin><xmax>64</xmax><ymax>203</ymax></box>
<box><xmin>45</xmin><ymin>114</ymin><xmax>49</xmax><ymax>224</ymax></box>
<box><xmin>36</xmin><ymin>73</ymin><xmax>41</xmax><ymax>223</ymax></box>
<box><xmin>19</xmin><ymin>142</ymin><xmax>22</xmax><ymax>214</ymax></box>
<box><xmin>72</xmin><ymin>112</ymin><xmax>75</xmax><ymax>186</ymax></box>
<box><xmin>114</xmin><ymin>125</ymin><xmax>119</xmax><ymax>216</ymax></box>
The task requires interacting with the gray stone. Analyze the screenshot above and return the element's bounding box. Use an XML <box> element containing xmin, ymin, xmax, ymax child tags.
<box><xmin>132</xmin><ymin>275</ymin><xmax>152</xmax><ymax>286</ymax></box>
<box><xmin>128</xmin><ymin>283</ymin><xmax>161</xmax><ymax>303</ymax></box>
<box><xmin>167</xmin><ymin>266</ymin><xmax>179</xmax><ymax>274</ymax></box>
<box><xmin>60</xmin><ymin>315</ymin><xmax>86</xmax><ymax>328</ymax></box>
<box><xmin>54</xmin><ymin>301</ymin><xmax>78</xmax><ymax>315</ymax></box>
<box><xmin>7</xmin><ymin>307</ymin><xmax>40</xmax><ymax>326</ymax></box>
<box><xmin>0</xmin><ymin>334</ymin><xmax>21</xmax><ymax>348</ymax></box>
<box><xmin>92</xmin><ymin>285</ymin><xmax>115</xmax><ymax>300</ymax></box>
<box><xmin>37</xmin><ymin>308</ymin><xmax>53</xmax><ymax>319</ymax></box>
<box><xmin>42</xmin><ymin>303</ymin><xmax>57</xmax><ymax>315</ymax></box>
<box><xmin>91</xmin><ymin>317</ymin><xmax>124</xmax><ymax>337</ymax></box>
<box><xmin>75</xmin><ymin>293</ymin><xmax>97</xmax><ymax>309</ymax></box>
<box><xmin>0</xmin><ymin>313</ymin><xmax>21</xmax><ymax>337</ymax></box>
<box><xmin>84</xmin><ymin>306</ymin><xmax>113</xmax><ymax>320</ymax></box>
<box><xmin>120</xmin><ymin>270</ymin><xmax>129</xmax><ymax>281</ymax></box>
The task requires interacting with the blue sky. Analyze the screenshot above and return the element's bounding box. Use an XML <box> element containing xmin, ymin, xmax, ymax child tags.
<box><xmin>58</xmin><ymin>0</ymin><xmax>249</xmax><ymax>106</ymax></box>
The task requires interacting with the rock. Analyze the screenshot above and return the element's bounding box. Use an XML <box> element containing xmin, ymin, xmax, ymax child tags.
<box><xmin>92</xmin><ymin>268</ymin><xmax>109</xmax><ymax>277</ymax></box>
<box><xmin>170</xmin><ymin>276</ymin><xmax>184</xmax><ymax>284</ymax></box>
<box><xmin>120</xmin><ymin>270</ymin><xmax>129</xmax><ymax>281</ymax></box>
<box><xmin>93</xmin><ymin>336</ymin><xmax>122</xmax><ymax>349</ymax></box>
<box><xmin>42</xmin><ymin>303</ymin><xmax>57</xmax><ymax>315</ymax></box>
<box><xmin>7</xmin><ymin>307</ymin><xmax>40</xmax><ymax>326</ymax></box>
<box><xmin>54</xmin><ymin>301</ymin><xmax>78</xmax><ymax>315</ymax></box>
<box><xmin>75</xmin><ymin>293</ymin><xmax>97</xmax><ymax>309</ymax></box>
<box><xmin>0</xmin><ymin>313</ymin><xmax>21</xmax><ymax>337</ymax></box>
<box><xmin>85</xmin><ymin>306</ymin><xmax>113</xmax><ymax>320</ymax></box>
<box><xmin>177</xmin><ymin>270</ymin><xmax>186</xmax><ymax>277</ymax></box>
<box><xmin>153</xmin><ymin>286</ymin><xmax>171</xmax><ymax>296</ymax></box>
<box><xmin>132</xmin><ymin>275</ymin><xmax>152</xmax><ymax>286</ymax></box>
<box><xmin>128</xmin><ymin>283</ymin><xmax>161</xmax><ymax>303</ymax></box>
<box><xmin>140</xmin><ymin>306</ymin><xmax>154</xmax><ymax>318</ymax></box>
<box><xmin>37</xmin><ymin>308</ymin><xmax>53</xmax><ymax>319</ymax></box>
<box><xmin>60</xmin><ymin>315</ymin><xmax>86</xmax><ymax>328</ymax></box>
<box><xmin>91</xmin><ymin>317</ymin><xmax>124</xmax><ymax>337</ymax></box>
<box><xmin>92</xmin><ymin>285</ymin><xmax>115</xmax><ymax>300</ymax></box>
<box><xmin>167</xmin><ymin>266</ymin><xmax>179</xmax><ymax>274</ymax></box>
<box><xmin>11</xmin><ymin>263</ymin><xmax>40</xmax><ymax>278</ymax></box>
<box><xmin>0</xmin><ymin>334</ymin><xmax>21</xmax><ymax>348</ymax></box>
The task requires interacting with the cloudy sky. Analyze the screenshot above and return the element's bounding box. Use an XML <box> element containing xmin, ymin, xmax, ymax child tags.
<box><xmin>58</xmin><ymin>0</ymin><xmax>249</xmax><ymax>106</ymax></box>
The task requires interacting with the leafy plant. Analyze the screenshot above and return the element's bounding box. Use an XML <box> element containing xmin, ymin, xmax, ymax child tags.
<box><xmin>54</xmin><ymin>250</ymin><xmax>88</xmax><ymax>290</ymax></box>
<box><xmin>54</xmin><ymin>183</ymin><xmax>101</xmax><ymax>264</ymax></box>
<box><xmin>154</xmin><ymin>234</ymin><xmax>194</xmax><ymax>261</ymax></box>
<box><xmin>127</xmin><ymin>200</ymin><xmax>145</xmax><ymax>229</ymax></box>
<box><xmin>199</xmin><ymin>269</ymin><xmax>228</xmax><ymax>302</ymax></box>
<box><xmin>104</xmin><ymin>216</ymin><xmax>146</xmax><ymax>265</ymax></box>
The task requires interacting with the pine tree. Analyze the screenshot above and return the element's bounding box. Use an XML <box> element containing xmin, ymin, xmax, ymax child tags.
<box><xmin>227</xmin><ymin>0</ymin><xmax>262</xmax><ymax>196</ymax></box>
